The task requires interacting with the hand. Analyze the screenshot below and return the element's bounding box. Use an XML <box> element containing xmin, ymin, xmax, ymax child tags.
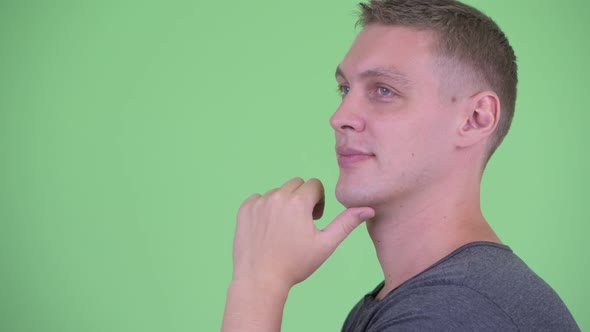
<box><xmin>232</xmin><ymin>177</ymin><xmax>375</xmax><ymax>290</ymax></box>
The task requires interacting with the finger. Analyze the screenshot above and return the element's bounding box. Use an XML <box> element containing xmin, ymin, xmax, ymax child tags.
<box><xmin>295</xmin><ymin>178</ymin><xmax>325</xmax><ymax>220</ymax></box>
<box><xmin>312</xmin><ymin>198</ymin><xmax>325</xmax><ymax>220</ymax></box>
<box><xmin>240</xmin><ymin>193</ymin><xmax>261</xmax><ymax>208</ymax></box>
<box><xmin>245</xmin><ymin>193</ymin><xmax>261</xmax><ymax>203</ymax></box>
<box><xmin>280</xmin><ymin>177</ymin><xmax>305</xmax><ymax>192</ymax></box>
<box><xmin>263</xmin><ymin>187</ymin><xmax>280</xmax><ymax>196</ymax></box>
<box><xmin>320</xmin><ymin>207</ymin><xmax>375</xmax><ymax>253</ymax></box>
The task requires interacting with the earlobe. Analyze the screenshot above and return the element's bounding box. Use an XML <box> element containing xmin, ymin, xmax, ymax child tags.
<box><xmin>457</xmin><ymin>92</ymin><xmax>500</xmax><ymax>148</ymax></box>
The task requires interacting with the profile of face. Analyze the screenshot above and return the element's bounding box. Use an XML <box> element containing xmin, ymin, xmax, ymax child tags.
<box><xmin>332</xmin><ymin>24</ymin><xmax>462</xmax><ymax>209</ymax></box>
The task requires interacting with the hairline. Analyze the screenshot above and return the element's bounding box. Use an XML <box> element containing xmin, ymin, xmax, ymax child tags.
<box><xmin>353</xmin><ymin>21</ymin><xmax>497</xmax><ymax>168</ymax></box>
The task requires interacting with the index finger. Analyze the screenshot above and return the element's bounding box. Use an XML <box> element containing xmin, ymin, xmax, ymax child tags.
<box><xmin>280</xmin><ymin>177</ymin><xmax>305</xmax><ymax>192</ymax></box>
<box><xmin>295</xmin><ymin>178</ymin><xmax>325</xmax><ymax>220</ymax></box>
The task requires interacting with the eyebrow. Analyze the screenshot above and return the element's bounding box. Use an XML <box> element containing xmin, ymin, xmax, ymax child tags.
<box><xmin>335</xmin><ymin>66</ymin><xmax>411</xmax><ymax>87</ymax></box>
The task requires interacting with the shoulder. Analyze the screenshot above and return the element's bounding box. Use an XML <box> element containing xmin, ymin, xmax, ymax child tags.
<box><xmin>368</xmin><ymin>283</ymin><xmax>518</xmax><ymax>332</ymax></box>
<box><xmin>364</xmin><ymin>242</ymin><xmax>579</xmax><ymax>331</ymax></box>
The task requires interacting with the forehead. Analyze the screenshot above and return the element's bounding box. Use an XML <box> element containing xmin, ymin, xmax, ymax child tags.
<box><xmin>338</xmin><ymin>24</ymin><xmax>437</xmax><ymax>81</ymax></box>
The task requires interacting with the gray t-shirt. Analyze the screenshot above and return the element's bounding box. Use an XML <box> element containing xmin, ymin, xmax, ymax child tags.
<box><xmin>342</xmin><ymin>242</ymin><xmax>579</xmax><ymax>331</ymax></box>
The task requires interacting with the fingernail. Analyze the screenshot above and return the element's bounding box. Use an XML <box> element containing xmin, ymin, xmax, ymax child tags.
<box><xmin>359</xmin><ymin>211</ymin><xmax>373</xmax><ymax>220</ymax></box>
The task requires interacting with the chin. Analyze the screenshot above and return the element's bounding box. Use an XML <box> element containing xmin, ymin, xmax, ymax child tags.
<box><xmin>335</xmin><ymin>182</ymin><xmax>382</xmax><ymax>208</ymax></box>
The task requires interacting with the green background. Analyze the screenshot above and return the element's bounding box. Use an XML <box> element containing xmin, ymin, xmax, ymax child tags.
<box><xmin>1</xmin><ymin>0</ymin><xmax>588</xmax><ymax>331</ymax></box>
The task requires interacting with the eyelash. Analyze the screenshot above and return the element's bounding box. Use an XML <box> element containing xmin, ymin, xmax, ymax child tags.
<box><xmin>337</xmin><ymin>85</ymin><xmax>350</xmax><ymax>96</ymax></box>
<box><xmin>336</xmin><ymin>84</ymin><xmax>397</xmax><ymax>99</ymax></box>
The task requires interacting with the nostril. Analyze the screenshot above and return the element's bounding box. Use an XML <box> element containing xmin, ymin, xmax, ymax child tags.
<box><xmin>330</xmin><ymin>106</ymin><xmax>365</xmax><ymax>132</ymax></box>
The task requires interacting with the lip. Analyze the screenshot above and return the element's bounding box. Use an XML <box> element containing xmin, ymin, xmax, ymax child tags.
<box><xmin>336</xmin><ymin>146</ymin><xmax>375</xmax><ymax>167</ymax></box>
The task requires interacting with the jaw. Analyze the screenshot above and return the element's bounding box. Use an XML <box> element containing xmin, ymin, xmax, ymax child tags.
<box><xmin>335</xmin><ymin>172</ymin><xmax>390</xmax><ymax>209</ymax></box>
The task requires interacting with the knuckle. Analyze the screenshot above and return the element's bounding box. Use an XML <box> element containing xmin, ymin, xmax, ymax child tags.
<box><xmin>307</xmin><ymin>177</ymin><xmax>320</xmax><ymax>185</ymax></box>
<box><xmin>291</xmin><ymin>192</ymin><xmax>308</xmax><ymax>205</ymax></box>
<box><xmin>287</xmin><ymin>177</ymin><xmax>304</xmax><ymax>187</ymax></box>
<box><xmin>240</xmin><ymin>193</ymin><xmax>259</xmax><ymax>208</ymax></box>
<box><xmin>291</xmin><ymin>176</ymin><xmax>304</xmax><ymax>183</ymax></box>
<box><xmin>263</xmin><ymin>187</ymin><xmax>278</xmax><ymax>197</ymax></box>
<box><xmin>267</xmin><ymin>189</ymin><xmax>285</xmax><ymax>202</ymax></box>
<box><xmin>266</xmin><ymin>195</ymin><xmax>280</xmax><ymax>206</ymax></box>
<box><xmin>238</xmin><ymin>193</ymin><xmax>259</xmax><ymax>211</ymax></box>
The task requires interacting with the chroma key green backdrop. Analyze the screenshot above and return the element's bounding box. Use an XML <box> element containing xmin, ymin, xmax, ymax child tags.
<box><xmin>1</xmin><ymin>0</ymin><xmax>588</xmax><ymax>331</ymax></box>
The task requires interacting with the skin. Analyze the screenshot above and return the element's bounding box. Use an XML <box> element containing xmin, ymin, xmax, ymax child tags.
<box><xmin>222</xmin><ymin>23</ymin><xmax>502</xmax><ymax>331</ymax></box>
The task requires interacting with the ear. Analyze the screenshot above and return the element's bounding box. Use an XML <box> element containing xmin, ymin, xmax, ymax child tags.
<box><xmin>456</xmin><ymin>91</ymin><xmax>500</xmax><ymax>148</ymax></box>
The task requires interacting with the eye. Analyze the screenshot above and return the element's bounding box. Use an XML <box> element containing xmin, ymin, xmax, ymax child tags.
<box><xmin>337</xmin><ymin>84</ymin><xmax>350</xmax><ymax>96</ymax></box>
<box><xmin>377</xmin><ymin>86</ymin><xmax>394</xmax><ymax>97</ymax></box>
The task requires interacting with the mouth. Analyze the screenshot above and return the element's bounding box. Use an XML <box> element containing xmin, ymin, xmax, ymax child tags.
<box><xmin>336</xmin><ymin>146</ymin><xmax>375</xmax><ymax>167</ymax></box>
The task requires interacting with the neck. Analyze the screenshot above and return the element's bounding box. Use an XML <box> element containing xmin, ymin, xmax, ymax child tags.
<box><xmin>366</xmin><ymin>172</ymin><xmax>500</xmax><ymax>299</ymax></box>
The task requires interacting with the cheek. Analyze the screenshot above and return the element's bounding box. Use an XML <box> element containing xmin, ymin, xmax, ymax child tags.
<box><xmin>412</xmin><ymin>111</ymin><xmax>457</xmax><ymax>165</ymax></box>
<box><xmin>374</xmin><ymin>111</ymin><xmax>453</xmax><ymax>165</ymax></box>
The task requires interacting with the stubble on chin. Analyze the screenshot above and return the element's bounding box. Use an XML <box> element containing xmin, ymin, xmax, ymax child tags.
<box><xmin>335</xmin><ymin>182</ymin><xmax>380</xmax><ymax>209</ymax></box>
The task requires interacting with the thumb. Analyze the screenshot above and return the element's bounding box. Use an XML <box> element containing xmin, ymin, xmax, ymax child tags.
<box><xmin>320</xmin><ymin>207</ymin><xmax>375</xmax><ymax>253</ymax></box>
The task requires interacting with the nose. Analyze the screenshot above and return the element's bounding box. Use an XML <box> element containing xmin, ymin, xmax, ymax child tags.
<box><xmin>329</xmin><ymin>96</ymin><xmax>366</xmax><ymax>133</ymax></box>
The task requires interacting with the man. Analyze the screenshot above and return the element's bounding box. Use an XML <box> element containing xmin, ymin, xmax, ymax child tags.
<box><xmin>222</xmin><ymin>0</ymin><xmax>580</xmax><ymax>331</ymax></box>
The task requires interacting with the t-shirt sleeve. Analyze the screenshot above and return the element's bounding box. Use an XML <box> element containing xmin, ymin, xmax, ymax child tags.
<box><xmin>366</xmin><ymin>285</ymin><xmax>518</xmax><ymax>332</ymax></box>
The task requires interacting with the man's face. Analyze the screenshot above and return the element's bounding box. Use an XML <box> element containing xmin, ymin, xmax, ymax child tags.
<box><xmin>332</xmin><ymin>24</ymin><xmax>459</xmax><ymax>209</ymax></box>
